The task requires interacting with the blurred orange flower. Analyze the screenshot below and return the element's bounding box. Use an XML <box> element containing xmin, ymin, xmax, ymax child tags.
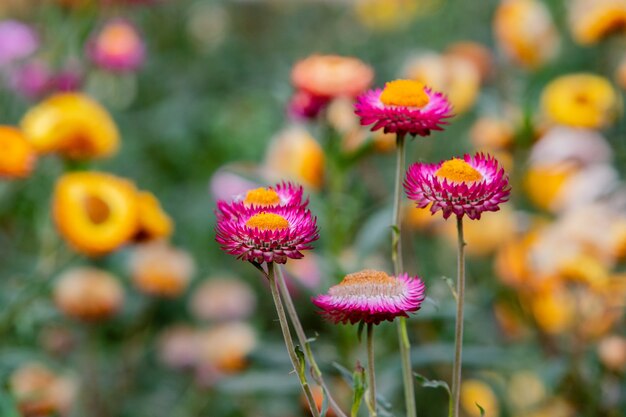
<box><xmin>134</xmin><ymin>191</ymin><xmax>173</xmax><ymax>242</ymax></box>
<box><xmin>264</xmin><ymin>126</ymin><xmax>325</xmax><ymax>190</ymax></box>
<box><xmin>541</xmin><ymin>73</ymin><xmax>619</xmax><ymax>129</ymax></box>
<box><xmin>0</xmin><ymin>126</ymin><xmax>36</xmax><ymax>179</ymax></box>
<box><xmin>21</xmin><ymin>93</ymin><xmax>120</xmax><ymax>160</ymax></box>
<box><xmin>494</xmin><ymin>0</ymin><xmax>560</xmax><ymax>69</ymax></box>
<box><xmin>53</xmin><ymin>172</ymin><xmax>138</xmax><ymax>256</ymax></box>
<box><xmin>291</xmin><ymin>54</ymin><xmax>373</xmax><ymax>99</ymax></box>
<box><xmin>569</xmin><ymin>0</ymin><xmax>626</xmax><ymax>45</ymax></box>
<box><xmin>470</xmin><ymin>117</ymin><xmax>515</xmax><ymax>150</ymax></box>
<box><xmin>10</xmin><ymin>363</ymin><xmax>76</xmax><ymax>417</ymax></box>
<box><xmin>130</xmin><ymin>241</ymin><xmax>194</xmax><ymax>298</ymax></box>
<box><xmin>54</xmin><ymin>267</ymin><xmax>124</xmax><ymax>321</ymax></box>
<box><xmin>189</xmin><ymin>277</ymin><xmax>256</xmax><ymax>321</ymax></box>
<box><xmin>196</xmin><ymin>322</ymin><xmax>257</xmax><ymax>378</ymax></box>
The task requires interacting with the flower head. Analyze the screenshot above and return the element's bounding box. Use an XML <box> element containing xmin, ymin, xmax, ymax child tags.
<box><xmin>0</xmin><ymin>126</ymin><xmax>37</xmax><ymax>179</ymax></box>
<box><xmin>134</xmin><ymin>190</ymin><xmax>174</xmax><ymax>241</ymax></box>
<box><xmin>215</xmin><ymin>205</ymin><xmax>318</xmax><ymax>264</ymax></box>
<box><xmin>291</xmin><ymin>54</ymin><xmax>373</xmax><ymax>99</ymax></box>
<box><xmin>216</xmin><ymin>181</ymin><xmax>305</xmax><ymax>221</ymax></box>
<box><xmin>87</xmin><ymin>19</ymin><xmax>145</xmax><ymax>72</ymax></box>
<box><xmin>21</xmin><ymin>93</ymin><xmax>120</xmax><ymax>160</ymax></box>
<box><xmin>404</xmin><ymin>153</ymin><xmax>510</xmax><ymax>220</ymax></box>
<box><xmin>0</xmin><ymin>20</ymin><xmax>38</xmax><ymax>66</ymax></box>
<box><xmin>53</xmin><ymin>267</ymin><xmax>125</xmax><ymax>321</ymax></box>
<box><xmin>541</xmin><ymin>73</ymin><xmax>619</xmax><ymax>129</ymax></box>
<box><xmin>312</xmin><ymin>269</ymin><xmax>425</xmax><ymax>325</ymax></box>
<box><xmin>53</xmin><ymin>172</ymin><xmax>138</xmax><ymax>256</ymax></box>
<box><xmin>355</xmin><ymin>79</ymin><xmax>452</xmax><ymax>137</ymax></box>
<box><xmin>570</xmin><ymin>0</ymin><xmax>626</xmax><ymax>45</ymax></box>
<box><xmin>130</xmin><ymin>241</ymin><xmax>195</xmax><ymax>298</ymax></box>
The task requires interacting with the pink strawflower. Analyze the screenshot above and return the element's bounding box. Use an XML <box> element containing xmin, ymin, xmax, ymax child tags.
<box><xmin>355</xmin><ymin>79</ymin><xmax>453</xmax><ymax>137</ymax></box>
<box><xmin>87</xmin><ymin>19</ymin><xmax>145</xmax><ymax>73</ymax></box>
<box><xmin>312</xmin><ymin>269</ymin><xmax>426</xmax><ymax>325</ymax></box>
<box><xmin>215</xmin><ymin>205</ymin><xmax>318</xmax><ymax>264</ymax></box>
<box><xmin>216</xmin><ymin>182</ymin><xmax>306</xmax><ymax>221</ymax></box>
<box><xmin>287</xmin><ymin>89</ymin><xmax>330</xmax><ymax>120</ymax></box>
<box><xmin>404</xmin><ymin>152</ymin><xmax>510</xmax><ymax>220</ymax></box>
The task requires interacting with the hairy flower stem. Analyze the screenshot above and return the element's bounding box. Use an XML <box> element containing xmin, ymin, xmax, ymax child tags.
<box><xmin>276</xmin><ymin>265</ymin><xmax>348</xmax><ymax>417</ymax></box>
<box><xmin>451</xmin><ymin>216</ymin><xmax>466</xmax><ymax>417</ymax></box>
<box><xmin>366</xmin><ymin>323</ymin><xmax>377</xmax><ymax>417</ymax></box>
<box><xmin>267</xmin><ymin>262</ymin><xmax>320</xmax><ymax>417</ymax></box>
<box><xmin>392</xmin><ymin>132</ymin><xmax>417</xmax><ymax>417</ymax></box>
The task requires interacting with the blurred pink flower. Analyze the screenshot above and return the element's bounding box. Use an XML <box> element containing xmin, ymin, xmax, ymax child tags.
<box><xmin>529</xmin><ymin>127</ymin><xmax>613</xmax><ymax>167</ymax></box>
<box><xmin>0</xmin><ymin>20</ymin><xmax>38</xmax><ymax>66</ymax></box>
<box><xmin>87</xmin><ymin>19</ymin><xmax>145</xmax><ymax>72</ymax></box>
<box><xmin>209</xmin><ymin>168</ymin><xmax>258</xmax><ymax>202</ymax></box>
<box><xmin>8</xmin><ymin>60</ymin><xmax>51</xmax><ymax>98</ymax></box>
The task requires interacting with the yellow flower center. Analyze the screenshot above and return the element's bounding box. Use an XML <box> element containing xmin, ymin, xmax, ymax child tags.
<box><xmin>435</xmin><ymin>158</ymin><xmax>483</xmax><ymax>183</ymax></box>
<box><xmin>380</xmin><ymin>80</ymin><xmax>430</xmax><ymax>108</ymax></box>
<box><xmin>340</xmin><ymin>269</ymin><xmax>396</xmax><ymax>286</ymax></box>
<box><xmin>244</xmin><ymin>187</ymin><xmax>281</xmax><ymax>207</ymax></box>
<box><xmin>245</xmin><ymin>212</ymin><xmax>290</xmax><ymax>231</ymax></box>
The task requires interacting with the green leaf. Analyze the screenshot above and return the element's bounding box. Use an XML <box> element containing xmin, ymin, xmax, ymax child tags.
<box><xmin>351</xmin><ymin>363</ymin><xmax>366</xmax><ymax>417</ymax></box>
<box><xmin>414</xmin><ymin>372</ymin><xmax>451</xmax><ymax>396</ymax></box>
<box><xmin>0</xmin><ymin>389</ymin><xmax>20</xmax><ymax>417</ymax></box>
<box><xmin>320</xmin><ymin>388</ymin><xmax>329</xmax><ymax>417</ymax></box>
<box><xmin>476</xmin><ymin>402</ymin><xmax>485</xmax><ymax>417</ymax></box>
<box><xmin>295</xmin><ymin>345</ymin><xmax>306</xmax><ymax>381</ymax></box>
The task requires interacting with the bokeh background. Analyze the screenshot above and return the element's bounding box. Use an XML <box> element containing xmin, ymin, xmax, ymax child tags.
<box><xmin>0</xmin><ymin>0</ymin><xmax>626</xmax><ymax>416</ymax></box>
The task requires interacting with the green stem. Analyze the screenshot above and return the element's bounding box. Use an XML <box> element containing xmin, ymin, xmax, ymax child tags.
<box><xmin>392</xmin><ymin>132</ymin><xmax>417</xmax><ymax>417</ymax></box>
<box><xmin>267</xmin><ymin>263</ymin><xmax>320</xmax><ymax>417</ymax></box>
<box><xmin>451</xmin><ymin>216</ymin><xmax>466</xmax><ymax>417</ymax></box>
<box><xmin>366</xmin><ymin>323</ymin><xmax>377</xmax><ymax>417</ymax></box>
<box><xmin>276</xmin><ymin>266</ymin><xmax>348</xmax><ymax>417</ymax></box>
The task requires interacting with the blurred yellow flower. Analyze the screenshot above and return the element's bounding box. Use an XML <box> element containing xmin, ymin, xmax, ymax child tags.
<box><xmin>494</xmin><ymin>0</ymin><xmax>560</xmax><ymax>69</ymax></box>
<box><xmin>404</xmin><ymin>202</ymin><xmax>440</xmax><ymax>231</ymax></box>
<box><xmin>530</xmin><ymin>286</ymin><xmax>576</xmax><ymax>335</ymax></box>
<box><xmin>461</xmin><ymin>379</ymin><xmax>500</xmax><ymax>417</ymax></box>
<box><xmin>541</xmin><ymin>73</ymin><xmax>619</xmax><ymax>129</ymax></box>
<box><xmin>404</xmin><ymin>52</ymin><xmax>480</xmax><ymax>114</ymax></box>
<box><xmin>569</xmin><ymin>0</ymin><xmax>626</xmax><ymax>45</ymax></box>
<box><xmin>134</xmin><ymin>191</ymin><xmax>174</xmax><ymax>242</ymax></box>
<box><xmin>524</xmin><ymin>163</ymin><xmax>576</xmax><ymax>212</ymax></box>
<box><xmin>264</xmin><ymin>126</ymin><xmax>325</xmax><ymax>190</ymax></box>
<box><xmin>354</xmin><ymin>0</ymin><xmax>440</xmax><ymax>31</ymax></box>
<box><xmin>54</xmin><ymin>267</ymin><xmax>125</xmax><ymax>321</ymax></box>
<box><xmin>0</xmin><ymin>126</ymin><xmax>36</xmax><ymax>179</ymax></box>
<box><xmin>10</xmin><ymin>363</ymin><xmax>76</xmax><ymax>417</ymax></box>
<box><xmin>21</xmin><ymin>93</ymin><xmax>120</xmax><ymax>160</ymax></box>
<box><xmin>53</xmin><ymin>172</ymin><xmax>138</xmax><ymax>256</ymax></box>
<box><xmin>130</xmin><ymin>241</ymin><xmax>194</xmax><ymax>298</ymax></box>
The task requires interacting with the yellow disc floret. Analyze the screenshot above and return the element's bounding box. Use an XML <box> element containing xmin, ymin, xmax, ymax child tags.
<box><xmin>244</xmin><ymin>187</ymin><xmax>281</xmax><ymax>207</ymax></box>
<box><xmin>380</xmin><ymin>80</ymin><xmax>430</xmax><ymax>108</ymax></box>
<box><xmin>436</xmin><ymin>158</ymin><xmax>483</xmax><ymax>183</ymax></box>
<box><xmin>245</xmin><ymin>212</ymin><xmax>290</xmax><ymax>231</ymax></box>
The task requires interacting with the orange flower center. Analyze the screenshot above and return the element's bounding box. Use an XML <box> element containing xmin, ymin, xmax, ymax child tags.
<box><xmin>83</xmin><ymin>195</ymin><xmax>111</xmax><ymax>224</ymax></box>
<box><xmin>435</xmin><ymin>158</ymin><xmax>483</xmax><ymax>183</ymax></box>
<box><xmin>245</xmin><ymin>212</ymin><xmax>290</xmax><ymax>231</ymax></box>
<box><xmin>244</xmin><ymin>187</ymin><xmax>281</xmax><ymax>207</ymax></box>
<box><xmin>330</xmin><ymin>269</ymin><xmax>403</xmax><ymax>298</ymax></box>
<box><xmin>380</xmin><ymin>80</ymin><xmax>430</xmax><ymax>108</ymax></box>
